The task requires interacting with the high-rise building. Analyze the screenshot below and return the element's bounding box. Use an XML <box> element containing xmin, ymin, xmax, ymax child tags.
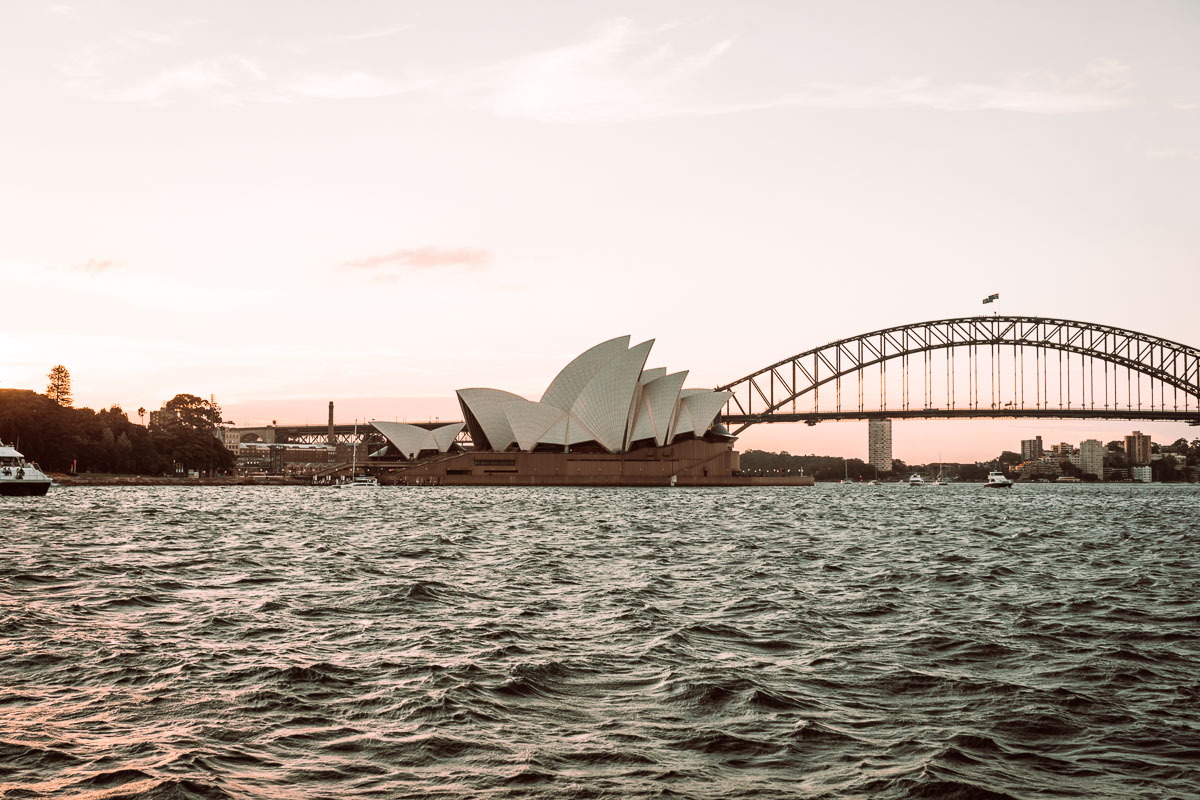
<box><xmin>1079</xmin><ymin>439</ymin><xmax>1105</xmax><ymax>479</ymax></box>
<box><xmin>1051</xmin><ymin>442</ymin><xmax>1075</xmax><ymax>458</ymax></box>
<box><xmin>868</xmin><ymin>419</ymin><xmax>893</xmax><ymax>473</ymax></box>
<box><xmin>1125</xmin><ymin>431</ymin><xmax>1152</xmax><ymax>465</ymax></box>
<box><xmin>1021</xmin><ymin>436</ymin><xmax>1044</xmax><ymax>461</ymax></box>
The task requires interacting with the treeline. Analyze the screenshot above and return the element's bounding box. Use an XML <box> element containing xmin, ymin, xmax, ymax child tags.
<box><xmin>740</xmin><ymin>439</ymin><xmax>1200</xmax><ymax>482</ymax></box>
<box><xmin>0</xmin><ymin>389</ymin><xmax>234</xmax><ymax>475</ymax></box>
<box><xmin>737</xmin><ymin>449</ymin><xmax>993</xmax><ymax>481</ymax></box>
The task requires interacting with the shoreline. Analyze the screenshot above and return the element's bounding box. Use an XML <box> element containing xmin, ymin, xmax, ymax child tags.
<box><xmin>51</xmin><ymin>475</ymin><xmax>309</xmax><ymax>487</ymax></box>
<box><xmin>48</xmin><ymin>474</ymin><xmax>817</xmax><ymax>488</ymax></box>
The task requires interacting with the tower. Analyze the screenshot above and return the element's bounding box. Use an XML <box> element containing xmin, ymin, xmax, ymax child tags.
<box><xmin>868</xmin><ymin>419</ymin><xmax>893</xmax><ymax>473</ymax></box>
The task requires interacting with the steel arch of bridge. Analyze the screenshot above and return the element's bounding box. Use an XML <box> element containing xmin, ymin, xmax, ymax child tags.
<box><xmin>716</xmin><ymin>316</ymin><xmax>1200</xmax><ymax>433</ymax></box>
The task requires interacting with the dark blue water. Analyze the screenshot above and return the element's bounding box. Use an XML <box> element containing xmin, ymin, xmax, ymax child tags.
<box><xmin>2</xmin><ymin>485</ymin><xmax>1198</xmax><ymax>799</ymax></box>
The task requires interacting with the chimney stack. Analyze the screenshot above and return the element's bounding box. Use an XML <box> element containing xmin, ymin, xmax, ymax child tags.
<box><xmin>328</xmin><ymin>401</ymin><xmax>335</xmax><ymax>446</ymax></box>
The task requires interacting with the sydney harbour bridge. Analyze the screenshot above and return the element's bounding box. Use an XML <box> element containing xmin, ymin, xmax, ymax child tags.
<box><xmin>256</xmin><ymin>316</ymin><xmax>1200</xmax><ymax>448</ymax></box>
<box><xmin>715</xmin><ymin>316</ymin><xmax>1200</xmax><ymax>433</ymax></box>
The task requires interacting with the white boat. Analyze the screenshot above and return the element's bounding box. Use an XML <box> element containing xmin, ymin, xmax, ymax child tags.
<box><xmin>908</xmin><ymin>473</ymin><xmax>924</xmax><ymax>486</ymax></box>
<box><xmin>931</xmin><ymin>455</ymin><xmax>947</xmax><ymax>485</ymax></box>
<box><xmin>340</xmin><ymin>422</ymin><xmax>379</xmax><ymax>487</ymax></box>
<box><xmin>0</xmin><ymin>443</ymin><xmax>52</xmax><ymax>496</ymax></box>
<box><xmin>985</xmin><ymin>470</ymin><xmax>1014</xmax><ymax>489</ymax></box>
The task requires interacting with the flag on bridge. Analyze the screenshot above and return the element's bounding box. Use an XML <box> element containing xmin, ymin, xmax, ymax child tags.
<box><xmin>982</xmin><ymin>293</ymin><xmax>999</xmax><ymax>304</ymax></box>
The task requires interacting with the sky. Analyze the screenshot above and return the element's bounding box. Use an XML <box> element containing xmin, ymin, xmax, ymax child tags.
<box><xmin>2</xmin><ymin>1</ymin><xmax>1198</xmax><ymax>462</ymax></box>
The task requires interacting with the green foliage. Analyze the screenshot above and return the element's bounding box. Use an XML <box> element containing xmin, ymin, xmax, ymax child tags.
<box><xmin>1151</xmin><ymin>457</ymin><xmax>1185</xmax><ymax>482</ymax></box>
<box><xmin>46</xmin><ymin>365</ymin><xmax>72</xmax><ymax>407</ymax></box>
<box><xmin>0</xmin><ymin>389</ymin><xmax>232</xmax><ymax>475</ymax></box>
<box><xmin>738</xmin><ymin>449</ymin><xmax>1005</xmax><ymax>482</ymax></box>
<box><xmin>738</xmin><ymin>450</ymin><xmax>881</xmax><ymax>481</ymax></box>
<box><xmin>0</xmin><ymin>389</ymin><xmax>164</xmax><ymax>473</ymax></box>
<box><xmin>147</xmin><ymin>394</ymin><xmax>234</xmax><ymax>474</ymax></box>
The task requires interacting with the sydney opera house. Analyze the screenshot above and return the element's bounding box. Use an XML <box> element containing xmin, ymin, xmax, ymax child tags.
<box><xmin>363</xmin><ymin>336</ymin><xmax>793</xmax><ymax>486</ymax></box>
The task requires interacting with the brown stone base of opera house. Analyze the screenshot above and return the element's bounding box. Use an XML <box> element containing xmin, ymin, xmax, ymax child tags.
<box><xmin>390</xmin><ymin>475</ymin><xmax>815</xmax><ymax>487</ymax></box>
<box><xmin>371</xmin><ymin>439</ymin><xmax>815</xmax><ymax>487</ymax></box>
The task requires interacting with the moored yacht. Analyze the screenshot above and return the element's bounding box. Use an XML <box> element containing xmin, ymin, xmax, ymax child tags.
<box><xmin>985</xmin><ymin>471</ymin><xmax>1014</xmax><ymax>489</ymax></box>
<box><xmin>0</xmin><ymin>443</ymin><xmax>52</xmax><ymax>496</ymax></box>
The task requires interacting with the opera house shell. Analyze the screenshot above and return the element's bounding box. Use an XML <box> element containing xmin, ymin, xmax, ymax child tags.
<box><xmin>456</xmin><ymin>337</ymin><xmax>733</xmax><ymax>454</ymax></box>
<box><xmin>359</xmin><ymin>336</ymin><xmax>813</xmax><ymax>485</ymax></box>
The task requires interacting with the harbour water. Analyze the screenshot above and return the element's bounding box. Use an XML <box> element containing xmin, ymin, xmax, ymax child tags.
<box><xmin>2</xmin><ymin>485</ymin><xmax>1198</xmax><ymax>799</ymax></box>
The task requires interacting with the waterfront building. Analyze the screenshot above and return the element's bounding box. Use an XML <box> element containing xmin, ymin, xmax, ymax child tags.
<box><xmin>235</xmin><ymin>442</ymin><xmax>336</xmax><ymax>476</ymax></box>
<box><xmin>1051</xmin><ymin>442</ymin><xmax>1075</xmax><ymax>459</ymax></box>
<box><xmin>1021</xmin><ymin>436</ymin><xmax>1044</xmax><ymax>461</ymax></box>
<box><xmin>1022</xmin><ymin>460</ymin><xmax>1062</xmax><ymax>480</ymax></box>
<box><xmin>1079</xmin><ymin>439</ymin><xmax>1105</xmax><ymax>479</ymax></box>
<box><xmin>1125</xmin><ymin>431</ymin><xmax>1152</xmax><ymax>465</ymax></box>
<box><xmin>1131</xmin><ymin>465</ymin><xmax>1152</xmax><ymax>483</ymax></box>
<box><xmin>868</xmin><ymin>419</ymin><xmax>893</xmax><ymax>473</ymax></box>
<box><xmin>454</xmin><ymin>337</ymin><xmax>730</xmax><ymax>455</ymax></box>
<box><xmin>359</xmin><ymin>337</ymin><xmax>796</xmax><ymax>486</ymax></box>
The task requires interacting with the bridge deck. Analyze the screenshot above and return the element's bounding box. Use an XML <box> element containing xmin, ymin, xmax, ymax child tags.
<box><xmin>721</xmin><ymin>408</ymin><xmax>1200</xmax><ymax>425</ymax></box>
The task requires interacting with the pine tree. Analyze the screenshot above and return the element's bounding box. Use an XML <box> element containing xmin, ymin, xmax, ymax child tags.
<box><xmin>46</xmin><ymin>365</ymin><xmax>72</xmax><ymax>407</ymax></box>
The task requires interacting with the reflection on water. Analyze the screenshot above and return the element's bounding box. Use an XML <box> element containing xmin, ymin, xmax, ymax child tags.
<box><xmin>2</xmin><ymin>484</ymin><xmax>1198</xmax><ymax>799</ymax></box>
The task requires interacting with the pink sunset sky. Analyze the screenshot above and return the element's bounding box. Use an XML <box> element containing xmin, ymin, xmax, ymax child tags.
<box><xmin>2</xmin><ymin>1</ymin><xmax>1198</xmax><ymax>463</ymax></box>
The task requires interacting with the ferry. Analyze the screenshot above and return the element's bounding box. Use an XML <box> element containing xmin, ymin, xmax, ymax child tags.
<box><xmin>0</xmin><ymin>443</ymin><xmax>52</xmax><ymax>496</ymax></box>
<box><xmin>984</xmin><ymin>471</ymin><xmax>1014</xmax><ymax>489</ymax></box>
<box><xmin>908</xmin><ymin>473</ymin><xmax>924</xmax><ymax>487</ymax></box>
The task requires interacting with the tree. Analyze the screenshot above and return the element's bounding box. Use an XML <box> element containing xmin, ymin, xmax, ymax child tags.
<box><xmin>137</xmin><ymin>406</ymin><xmax>146</xmax><ymax>425</ymax></box>
<box><xmin>1151</xmin><ymin>458</ymin><xmax>1183</xmax><ymax>483</ymax></box>
<box><xmin>997</xmin><ymin>451</ymin><xmax>1023</xmax><ymax>467</ymax></box>
<box><xmin>46</xmin><ymin>365</ymin><xmax>72</xmax><ymax>407</ymax></box>
<box><xmin>148</xmin><ymin>394</ymin><xmax>234</xmax><ymax>474</ymax></box>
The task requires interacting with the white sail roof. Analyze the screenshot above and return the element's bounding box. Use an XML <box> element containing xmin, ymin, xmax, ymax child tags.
<box><xmin>501</xmin><ymin>399</ymin><xmax>571</xmax><ymax>452</ymax></box>
<box><xmin>453</xmin><ymin>337</ymin><xmax>734</xmax><ymax>454</ymax></box>
<box><xmin>457</xmin><ymin>388</ymin><xmax>523</xmax><ymax>451</ymax></box>
<box><xmin>540</xmin><ymin>335</ymin><xmax>630</xmax><ymax>411</ymax></box>
<box><xmin>371</xmin><ymin>421</ymin><xmax>463</xmax><ymax>458</ymax></box>
<box><xmin>569</xmin><ymin>339</ymin><xmax>653</xmax><ymax>453</ymax></box>
<box><xmin>639</xmin><ymin>367</ymin><xmax>667</xmax><ymax>385</ymax></box>
<box><xmin>630</xmin><ymin>370</ymin><xmax>687</xmax><ymax>446</ymax></box>
<box><xmin>670</xmin><ymin>390</ymin><xmax>732</xmax><ymax>443</ymax></box>
<box><xmin>429</xmin><ymin>422</ymin><xmax>465</xmax><ymax>452</ymax></box>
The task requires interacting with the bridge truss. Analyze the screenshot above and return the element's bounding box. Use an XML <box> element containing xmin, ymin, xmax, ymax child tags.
<box><xmin>716</xmin><ymin>316</ymin><xmax>1200</xmax><ymax>434</ymax></box>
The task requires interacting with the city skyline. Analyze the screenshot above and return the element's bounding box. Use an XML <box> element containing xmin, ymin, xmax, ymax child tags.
<box><xmin>3</xmin><ymin>1</ymin><xmax>1198</xmax><ymax>461</ymax></box>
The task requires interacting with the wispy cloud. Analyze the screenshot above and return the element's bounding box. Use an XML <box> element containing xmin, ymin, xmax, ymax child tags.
<box><xmin>341</xmin><ymin>247</ymin><xmax>492</xmax><ymax>276</ymax></box>
<box><xmin>57</xmin><ymin>17</ymin><xmax>1136</xmax><ymax>119</ymax></box>
<box><xmin>416</xmin><ymin>21</ymin><xmax>1133</xmax><ymax>122</ymax></box>
<box><xmin>125</xmin><ymin>29</ymin><xmax>181</xmax><ymax>47</ymax></box>
<box><xmin>103</xmin><ymin>55</ymin><xmax>273</xmax><ymax>104</ymax></box>
<box><xmin>676</xmin><ymin>59</ymin><xmax>1134</xmax><ymax>117</ymax></box>
<box><xmin>72</xmin><ymin>258</ymin><xmax>124</xmax><ymax>274</ymax></box>
<box><xmin>446</xmin><ymin>17</ymin><xmax>734</xmax><ymax>123</ymax></box>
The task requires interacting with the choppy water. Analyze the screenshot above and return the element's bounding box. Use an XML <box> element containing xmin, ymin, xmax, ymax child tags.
<box><xmin>2</xmin><ymin>485</ymin><xmax>1198</xmax><ymax>799</ymax></box>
